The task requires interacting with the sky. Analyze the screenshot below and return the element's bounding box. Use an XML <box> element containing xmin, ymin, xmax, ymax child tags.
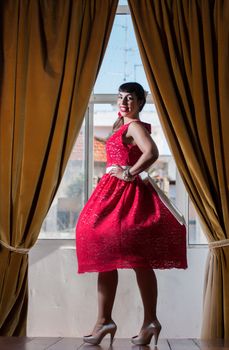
<box><xmin>93</xmin><ymin>12</ymin><xmax>150</xmax><ymax>94</ymax></box>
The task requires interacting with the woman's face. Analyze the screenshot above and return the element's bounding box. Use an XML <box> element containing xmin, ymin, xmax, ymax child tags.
<box><xmin>117</xmin><ymin>91</ymin><xmax>142</xmax><ymax>118</ymax></box>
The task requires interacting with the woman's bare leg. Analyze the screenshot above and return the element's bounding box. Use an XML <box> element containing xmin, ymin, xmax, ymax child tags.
<box><xmin>91</xmin><ymin>269</ymin><xmax>118</xmax><ymax>334</ymax></box>
<box><xmin>134</xmin><ymin>268</ymin><xmax>160</xmax><ymax>329</ymax></box>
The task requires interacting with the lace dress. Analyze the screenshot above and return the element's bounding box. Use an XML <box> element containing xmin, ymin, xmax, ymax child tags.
<box><xmin>75</xmin><ymin>120</ymin><xmax>188</xmax><ymax>273</ymax></box>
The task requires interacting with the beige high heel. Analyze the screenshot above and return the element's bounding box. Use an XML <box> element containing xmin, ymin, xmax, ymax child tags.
<box><xmin>131</xmin><ymin>321</ymin><xmax>162</xmax><ymax>346</ymax></box>
<box><xmin>83</xmin><ymin>321</ymin><xmax>117</xmax><ymax>345</ymax></box>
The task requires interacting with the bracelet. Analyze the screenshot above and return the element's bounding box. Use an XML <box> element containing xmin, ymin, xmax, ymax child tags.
<box><xmin>122</xmin><ymin>167</ymin><xmax>135</xmax><ymax>182</ymax></box>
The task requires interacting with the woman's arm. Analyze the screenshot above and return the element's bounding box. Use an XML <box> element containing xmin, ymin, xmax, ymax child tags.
<box><xmin>127</xmin><ymin>122</ymin><xmax>159</xmax><ymax>176</ymax></box>
<box><xmin>94</xmin><ymin>136</ymin><xmax>107</xmax><ymax>144</ymax></box>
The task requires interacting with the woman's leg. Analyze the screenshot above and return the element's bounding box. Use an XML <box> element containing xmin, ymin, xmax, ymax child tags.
<box><xmin>91</xmin><ymin>269</ymin><xmax>118</xmax><ymax>334</ymax></box>
<box><xmin>134</xmin><ymin>268</ymin><xmax>160</xmax><ymax>329</ymax></box>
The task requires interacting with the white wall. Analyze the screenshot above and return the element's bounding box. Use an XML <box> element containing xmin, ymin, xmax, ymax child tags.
<box><xmin>27</xmin><ymin>239</ymin><xmax>208</xmax><ymax>338</ymax></box>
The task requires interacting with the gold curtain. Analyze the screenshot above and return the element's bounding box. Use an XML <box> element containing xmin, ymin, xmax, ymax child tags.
<box><xmin>128</xmin><ymin>0</ymin><xmax>229</xmax><ymax>339</ymax></box>
<box><xmin>0</xmin><ymin>0</ymin><xmax>118</xmax><ymax>336</ymax></box>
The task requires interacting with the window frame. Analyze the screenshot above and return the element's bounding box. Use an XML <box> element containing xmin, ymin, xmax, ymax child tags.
<box><xmin>38</xmin><ymin>93</ymin><xmax>208</xmax><ymax>247</ymax></box>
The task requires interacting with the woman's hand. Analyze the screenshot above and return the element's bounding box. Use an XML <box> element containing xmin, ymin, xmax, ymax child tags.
<box><xmin>109</xmin><ymin>165</ymin><xmax>124</xmax><ymax>180</ymax></box>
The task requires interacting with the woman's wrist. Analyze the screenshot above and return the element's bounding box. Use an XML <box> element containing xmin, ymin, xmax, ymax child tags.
<box><xmin>128</xmin><ymin>167</ymin><xmax>133</xmax><ymax>176</ymax></box>
<box><xmin>122</xmin><ymin>167</ymin><xmax>136</xmax><ymax>182</ymax></box>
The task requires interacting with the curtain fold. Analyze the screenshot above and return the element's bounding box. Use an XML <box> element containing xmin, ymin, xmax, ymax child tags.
<box><xmin>0</xmin><ymin>0</ymin><xmax>118</xmax><ymax>335</ymax></box>
<box><xmin>128</xmin><ymin>0</ymin><xmax>229</xmax><ymax>339</ymax></box>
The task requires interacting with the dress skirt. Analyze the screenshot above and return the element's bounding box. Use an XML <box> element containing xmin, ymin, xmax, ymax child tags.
<box><xmin>75</xmin><ymin>173</ymin><xmax>188</xmax><ymax>273</ymax></box>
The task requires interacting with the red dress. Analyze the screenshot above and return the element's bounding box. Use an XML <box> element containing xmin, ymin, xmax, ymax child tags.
<box><xmin>75</xmin><ymin>120</ymin><xmax>188</xmax><ymax>273</ymax></box>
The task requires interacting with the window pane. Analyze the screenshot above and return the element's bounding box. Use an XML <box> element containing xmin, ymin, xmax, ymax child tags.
<box><xmin>118</xmin><ymin>0</ymin><xmax>128</xmax><ymax>5</ymax></box>
<box><xmin>39</xmin><ymin>122</ymin><xmax>86</xmax><ymax>239</ymax></box>
<box><xmin>188</xmin><ymin>199</ymin><xmax>208</xmax><ymax>244</ymax></box>
<box><xmin>94</xmin><ymin>14</ymin><xmax>150</xmax><ymax>94</ymax></box>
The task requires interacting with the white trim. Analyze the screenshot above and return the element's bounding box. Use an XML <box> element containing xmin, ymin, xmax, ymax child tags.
<box><xmin>88</xmin><ymin>104</ymin><xmax>94</xmax><ymax>199</ymax></box>
<box><xmin>89</xmin><ymin>93</ymin><xmax>154</xmax><ymax>104</ymax></box>
<box><xmin>117</xmin><ymin>5</ymin><xmax>130</xmax><ymax>15</ymax></box>
<box><xmin>84</xmin><ymin>108</ymin><xmax>89</xmax><ymax>202</ymax></box>
<box><xmin>83</xmin><ymin>105</ymin><xmax>96</xmax><ymax>202</ymax></box>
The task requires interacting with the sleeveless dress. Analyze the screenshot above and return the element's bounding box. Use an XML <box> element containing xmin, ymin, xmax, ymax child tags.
<box><xmin>75</xmin><ymin>120</ymin><xmax>188</xmax><ymax>273</ymax></box>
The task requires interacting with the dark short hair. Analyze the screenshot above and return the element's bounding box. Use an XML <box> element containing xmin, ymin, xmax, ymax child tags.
<box><xmin>118</xmin><ymin>82</ymin><xmax>146</xmax><ymax>111</ymax></box>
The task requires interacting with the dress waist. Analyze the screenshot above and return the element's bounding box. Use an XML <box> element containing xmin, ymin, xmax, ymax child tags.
<box><xmin>105</xmin><ymin>165</ymin><xmax>148</xmax><ymax>180</ymax></box>
<box><xmin>106</xmin><ymin>165</ymin><xmax>128</xmax><ymax>173</ymax></box>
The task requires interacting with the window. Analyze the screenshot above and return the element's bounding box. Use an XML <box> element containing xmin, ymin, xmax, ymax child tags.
<box><xmin>39</xmin><ymin>3</ymin><xmax>207</xmax><ymax>245</ymax></box>
<box><xmin>188</xmin><ymin>200</ymin><xmax>208</xmax><ymax>245</ymax></box>
<box><xmin>39</xmin><ymin>120</ymin><xmax>86</xmax><ymax>239</ymax></box>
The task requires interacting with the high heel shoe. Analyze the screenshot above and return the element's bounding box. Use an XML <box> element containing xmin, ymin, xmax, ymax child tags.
<box><xmin>131</xmin><ymin>321</ymin><xmax>162</xmax><ymax>346</ymax></box>
<box><xmin>83</xmin><ymin>321</ymin><xmax>117</xmax><ymax>345</ymax></box>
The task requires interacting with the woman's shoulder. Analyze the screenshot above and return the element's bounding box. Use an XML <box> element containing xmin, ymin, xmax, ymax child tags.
<box><xmin>126</xmin><ymin>120</ymin><xmax>151</xmax><ymax>134</ymax></box>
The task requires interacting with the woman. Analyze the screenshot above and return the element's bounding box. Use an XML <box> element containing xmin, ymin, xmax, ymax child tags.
<box><xmin>75</xmin><ymin>82</ymin><xmax>187</xmax><ymax>346</ymax></box>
